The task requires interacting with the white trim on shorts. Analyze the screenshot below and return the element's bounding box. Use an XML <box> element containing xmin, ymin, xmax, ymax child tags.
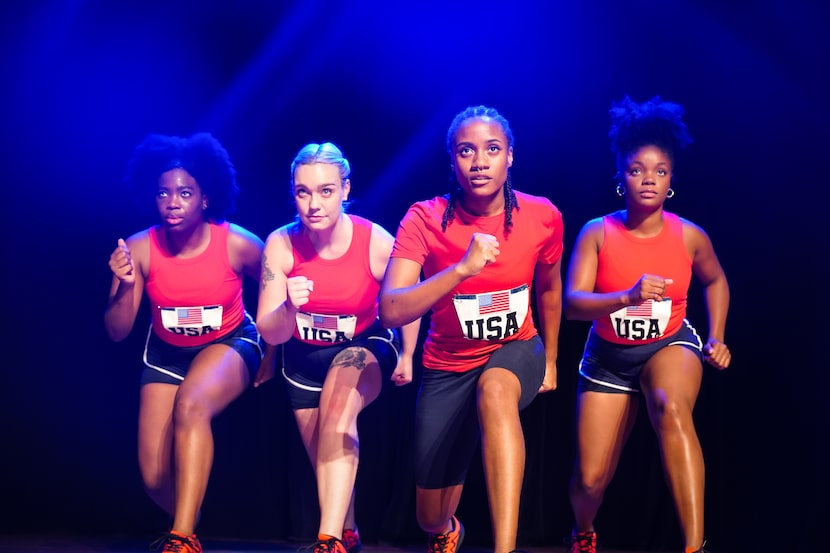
<box><xmin>578</xmin><ymin>319</ymin><xmax>703</xmax><ymax>393</ymax></box>
<box><xmin>280</xmin><ymin>326</ymin><xmax>399</xmax><ymax>393</ymax></box>
<box><xmin>142</xmin><ymin>325</ymin><xmax>185</xmax><ymax>382</ymax></box>
<box><xmin>141</xmin><ymin>313</ymin><xmax>261</xmax><ymax>383</ymax></box>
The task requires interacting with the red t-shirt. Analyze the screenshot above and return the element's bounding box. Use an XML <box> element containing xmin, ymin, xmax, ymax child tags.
<box><xmin>391</xmin><ymin>192</ymin><xmax>563</xmax><ymax>372</ymax></box>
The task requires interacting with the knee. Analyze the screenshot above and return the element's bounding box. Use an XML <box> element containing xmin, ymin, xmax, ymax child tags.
<box><xmin>477</xmin><ymin>370</ymin><xmax>519</xmax><ymax>410</ymax></box>
<box><xmin>173</xmin><ymin>394</ymin><xmax>210</xmax><ymax>426</ymax></box>
<box><xmin>572</xmin><ymin>469</ymin><xmax>609</xmax><ymax>499</ymax></box>
<box><xmin>650</xmin><ymin>397</ymin><xmax>693</xmax><ymax>434</ymax></box>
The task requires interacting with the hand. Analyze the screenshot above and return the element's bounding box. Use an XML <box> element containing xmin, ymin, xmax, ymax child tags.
<box><xmin>457</xmin><ymin>233</ymin><xmax>500</xmax><ymax>278</ymax></box>
<box><xmin>625</xmin><ymin>274</ymin><xmax>674</xmax><ymax>304</ymax></box>
<box><xmin>109</xmin><ymin>238</ymin><xmax>135</xmax><ymax>284</ymax></box>
<box><xmin>703</xmin><ymin>338</ymin><xmax>731</xmax><ymax>370</ymax></box>
<box><xmin>538</xmin><ymin>360</ymin><xmax>558</xmax><ymax>393</ymax></box>
<box><xmin>391</xmin><ymin>355</ymin><xmax>413</xmax><ymax>386</ymax></box>
<box><xmin>286</xmin><ymin>275</ymin><xmax>313</xmax><ymax>310</ymax></box>
<box><xmin>254</xmin><ymin>345</ymin><xmax>279</xmax><ymax>387</ymax></box>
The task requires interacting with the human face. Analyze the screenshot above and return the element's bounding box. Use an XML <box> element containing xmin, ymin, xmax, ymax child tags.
<box><xmin>451</xmin><ymin>117</ymin><xmax>513</xmax><ymax>201</ymax></box>
<box><xmin>621</xmin><ymin>145</ymin><xmax>673</xmax><ymax>208</ymax></box>
<box><xmin>293</xmin><ymin>163</ymin><xmax>350</xmax><ymax>230</ymax></box>
<box><xmin>156</xmin><ymin>168</ymin><xmax>206</xmax><ymax>230</ymax></box>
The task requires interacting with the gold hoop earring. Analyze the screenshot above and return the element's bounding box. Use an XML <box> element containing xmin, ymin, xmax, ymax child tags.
<box><xmin>615</xmin><ymin>184</ymin><xmax>625</xmax><ymax>197</ymax></box>
<box><xmin>666</xmin><ymin>188</ymin><xmax>675</xmax><ymax>199</ymax></box>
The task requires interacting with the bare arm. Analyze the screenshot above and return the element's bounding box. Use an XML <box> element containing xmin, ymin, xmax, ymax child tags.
<box><xmin>104</xmin><ymin>233</ymin><xmax>148</xmax><ymax>342</ymax></box>
<box><xmin>685</xmin><ymin>221</ymin><xmax>731</xmax><ymax>369</ymax></box>
<box><xmin>369</xmin><ymin>223</ymin><xmax>421</xmax><ymax>385</ymax></box>
<box><xmin>256</xmin><ymin>227</ymin><xmax>302</xmax><ymax>346</ymax></box>
<box><xmin>535</xmin><ymin>257</ymin><xmax>563</xmax><ymax>392</ymax></box>
<box><xmin>380</xmin><ymin>232</ymin><xmax>497</xmax><ymax>328</ymax></box>
<box><xmin>564</xmin><ymin>219</ymin><xmax>672</xmax><ymax>320</ymax></box>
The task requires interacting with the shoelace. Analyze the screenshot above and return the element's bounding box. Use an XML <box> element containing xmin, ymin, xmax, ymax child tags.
<box><xmin>568</xmin><ymin>532</ymin><xmax>597</xmax><ymax>553</ymax></box>
<box><xmin>148</xmin><ymin>532</ymin><xmax>199</xmax><ymax>553</ymax></box>
<box><xmin>429</xmin><ymin>531</ymin><xmax>458</xmax><ymax>553</ymax></box>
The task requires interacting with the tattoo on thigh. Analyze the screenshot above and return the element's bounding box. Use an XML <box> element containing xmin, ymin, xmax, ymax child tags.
<box><xmin>334</xmin><ymin>348</ymin><xmax>367</xmax><ymax>370</ymax></box>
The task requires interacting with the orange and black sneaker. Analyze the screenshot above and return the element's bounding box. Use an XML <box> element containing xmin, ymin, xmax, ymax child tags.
<box><xmin>308</xmin><ymin>536</ymin><xmax>348</xmax><ymax>553</ymax></box>
<box><xmin>567</xmin><ymin>530</ymin><xmax>597</xmax><ymax>553</ymax></box>
<box><xmin>342</xmin><ymin>528</ymin><xmax>362</xmax><ymax>553</ymax></box>
<box><xmin>427</xmin><ymin>515</ymin><xmax>464</xmax><ymax>553</ymax></box>
<box><xmin>150</xmin><ymin>530</ymin><xmax>203</xmax><ymax>553</ymax></box>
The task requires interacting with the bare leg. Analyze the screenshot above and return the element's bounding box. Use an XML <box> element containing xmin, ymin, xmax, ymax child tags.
<box><xmin>316</xmin><ymin>347</ymin><xmax>382</xmax><ymax>539</ymax></box>
<box><xmin>569</xmin><ymin>390</ymin><xmax>639</xmax><ymax>533</ymax></box>
<box><xmin>477</xmin><ymin>367</ymin><xmax>524</xmax><ymax>553</ymax></box>
<box><xmin>170</xmin><ymin>344</ymin><xmax>251</xmax><ymax>536</ymax></box>
<box><xmin>415</xmin><ymin>485</ymin><xmax>464</xmax><ymax>535</ymax></box>
<box><xmin>641</xmin><ymin>346</ymin><xmax>705</xmax><ymax>551</ymax></box>
<box><xmin>138</xmin><ymin>383</ymin><xmax>178</xmax><ymax>516</ymax></box>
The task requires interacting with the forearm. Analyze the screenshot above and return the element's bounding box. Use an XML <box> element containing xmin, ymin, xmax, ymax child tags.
<box><xmin>399</xmin><ymin>317</ymin><xmax>421</xmax><ymax>358</ymax></box>
<box><xmin>381</xmin><ymin>265</ymin><xmax>466</xmax><ymax>328</ymax></box>
<box><xmin>538</xmin><ymin>291</ymin><xmax>562</xmax><ymax>365</ymax></box>
<box><xmin>703</xmin><ymin>277</ymin><xmax>730</xmax><ymax>341</ymax></box>
<box><xmin>104</xmin><ymin>283</ymin><xmax>137</xmax><ymax>342</ymax></box>
<box><xmin>256</xmin><ymin>302</ymin><xmax>299</xmax><ymax>345</ymax></box>
<box><xmin>565</xmin><ymin>290</ymin><xmax>631</xmax><ymax>321</ymax></box>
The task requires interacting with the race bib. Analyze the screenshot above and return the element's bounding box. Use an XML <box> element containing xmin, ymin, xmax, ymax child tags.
<box><xmin>296</xmin><ymin>311</ymin><xmax>357</xmax><ymax>343</ymax></box>
<box><xmin>609</xmin><ymin>298</ymin><xmax>672</xmax><ymax>341</ymax></box>
<box><xmin>159</xmin><ymin>305</ymin><xmax>223</xmax><ymax>335</ymax></box>
<box><xmin>452</xmin><ymin>284</ymin><xmax>529</xmax><ymax>341</ymax></box>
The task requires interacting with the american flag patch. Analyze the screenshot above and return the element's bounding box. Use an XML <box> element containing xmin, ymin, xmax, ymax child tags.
<box><xmin>312</xmin><ymin>314</ymin><xmax>339</xmax><ymax>330</ymax></box>
<box><xmin>176</xmin><ymin>307</ymin><xmax>202</xmax><ymax>325</ymax></box>
<box><xmin>478</xmin><ymin>291</ymin><xmax>510</xmax><ymax>315</ymax></box>
<box><xmin>625</xmin><ymin>301</ymin><xmax>653</xmax><ymax>317</ymax></box>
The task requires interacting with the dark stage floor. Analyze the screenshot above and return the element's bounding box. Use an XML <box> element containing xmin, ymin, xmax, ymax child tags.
<box><xmin>0</xmin><ymin>534</ymin><xmax>668</xmax><ymax>553</ymax></box>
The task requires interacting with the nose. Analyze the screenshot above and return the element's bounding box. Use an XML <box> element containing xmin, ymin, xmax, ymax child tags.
<box><xmin>472</xmin><ymin>152</ymin><xmax>489</xmax><ymax>171</ymax></box>
<box><xmin>642</xmin><ymin>172</ymin><xmax>656</xmax><ymax>185</ymax></box>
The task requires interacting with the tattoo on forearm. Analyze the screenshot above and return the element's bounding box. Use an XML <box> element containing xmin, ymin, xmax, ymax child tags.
<box><xmin>333</xmin><ymin>348</ymin><xmax>367</xmax><ymax>370</ymax></box>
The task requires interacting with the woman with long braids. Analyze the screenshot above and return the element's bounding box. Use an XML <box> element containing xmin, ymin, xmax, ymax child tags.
<box><xmin>564</xmin><ymin>96</ymin><xmax>731</xmax><ymax>553</ymax></box>
<box><xmin>380</xmin><ymin>105</ymin><xmax>564</xmax><ymax>553</ymax></box>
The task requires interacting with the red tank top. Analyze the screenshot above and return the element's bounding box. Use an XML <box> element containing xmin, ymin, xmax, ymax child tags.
<box><xmin>145</xmin><ymin>222</ymin><xmax>245</xmax><ymax>347</ymax></box>
<box><xmin>593</xmin><ymin>211</ymin><xmax>691</xmax><ymax>344</ymax></box>
<box><xmin>289</xmin><ymin>214</ymin><xmax>380</xmax><ymax>345</ymax></box>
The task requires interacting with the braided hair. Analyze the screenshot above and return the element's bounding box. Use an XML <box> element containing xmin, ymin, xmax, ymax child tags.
<box><xmin>442</xmin><ymin>105</ymin><xmax>519</xmax><ymax>234</ymax></box>
<box><xmin>609</xmin><ymin>96</ymin><xmax>693</xmax><ymax>178</ymax></box>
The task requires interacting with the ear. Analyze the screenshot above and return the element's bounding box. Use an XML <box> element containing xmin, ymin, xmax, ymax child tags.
<box><xmin>507</xmin><ymin>146</ymin><xmax>514</xmax><ymax>168</ymax></box>
<box><xmin>342</xmin><ymin>179</ymin><xmax>351</xmax><ymax>201</ymax></box>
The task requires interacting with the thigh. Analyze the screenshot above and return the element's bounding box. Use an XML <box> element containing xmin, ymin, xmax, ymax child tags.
<box><xmin>178</xmin><ymin>344</ymin><xmax>251</xmax><ymax>415</ymax></box>
<box><xmin>324</xmin><ymin>346</ymin><xmax>383</xmax><ymax>410</ymax></box>
<box><xmin>640</xmin><ymin>344</ymin><xmax>703</xmax><ymax>413</ymax></box>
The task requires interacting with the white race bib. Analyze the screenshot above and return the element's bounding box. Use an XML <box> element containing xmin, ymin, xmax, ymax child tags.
<box><xmin>452</xmin><ymin>284</ymin><xmax>529</xmax><ymax>341</ymax></box>
<box><xmin>609</xmin><ymin>298</ymin><xmax>672</xmax><ymax>341</ymax></box>
<box><xmin>295</xmin><ymin>311</ymin><xmax>357</xmax><ymax>343</ymax></box>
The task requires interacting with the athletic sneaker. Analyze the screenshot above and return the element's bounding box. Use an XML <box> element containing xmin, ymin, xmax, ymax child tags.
<box><xmin>427</xmin><ymin>516</ymin><xmax>464</xmax><ymax>553</ymax></box>
<box><xmin>342</xmin><ymin>528</ymin><xmax>362</xmax><ymax>553</ymax></box>
<box><xmin>150</xmin><ymin>530</ymin><xmax>203</xmax><ymax>553</ymax></box>
<box><xmin>308</xmin><ymin>537</ymin><xmax>348</xmax><ymax>553</ymax></box>
<box><xmin>688</xmin><ymin>542</ymin><xmax>709</xmax><ymax>553</ymax></box>
<box><xmin>567</xmin><ymin>530</ymin><xmax>597</xmax><ymax>553</ymax></box>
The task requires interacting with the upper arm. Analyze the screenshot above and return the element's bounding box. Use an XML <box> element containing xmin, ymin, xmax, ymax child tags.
<box><xmin>380</xmin><ymin>256</ymin><xmax>423</xmax><ymax>295</ymax></box>
<box><xmin>368</xmin><ymin>223</ymin><xmax>396</xmax><ymax>283</ymax></box>
<box><xmin>228</xmin><ymin>223</ymin><xmax>266</xmax><ymax>281</ymax></box>
<box><xmin>258</xmin><ymin>227</ymin><xmax>294</xmax><ymax>313</ymax></box>
<box><xmin>564</xmin><ymin>218</ymin><xmax>603</xmax><ymax>297</ymax></box>
<box><xmin>683</xmin><ymin>220</ymin><xmax>725</xmax><ymax>286</ymax></box>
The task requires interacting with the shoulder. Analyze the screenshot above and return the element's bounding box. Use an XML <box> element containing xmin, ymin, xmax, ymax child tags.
<box><xmin>576</xmin><ymin>216</ymin><xmax>607</xmax><ymax>243</ymax></box>
<box><xmin>226</xmin><ymin>222</ymin><xmax>265</xmax><ymax>250</ymax></box>
<box><xmin>676</xmin><ymin>214</ymin><xmax>712</xmax><ymax>247</ymax></box>
<box><xmin>514</xmin><ymin>190</ymin><xmax>561</xmax><ymax>218</ymax></box>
